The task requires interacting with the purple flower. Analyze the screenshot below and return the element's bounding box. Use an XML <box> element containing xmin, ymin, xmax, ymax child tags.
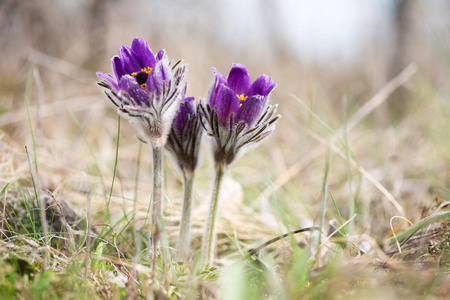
<box><xmin>208</xmin><ymin>63</ymin><xmax>276</xmax><ymax>128</ymax></box>
<box><xmin>173</xmin><ymin>97</ymin><xmax>196</xmax><ymax>140</ymax></box>
<box><xmin>97</xmin><ymin>37</ymin><xmax>186</xmax><ymax>145</ymax></box>
<box><xmin>166</xmin><ymin>97</ymin><xmax>204</xmax><ymax>174</ymax></box>
<box><xmin>200</xmin><ymin>64</ymin><xmax>280</xmax><ymax>166</ymax></box>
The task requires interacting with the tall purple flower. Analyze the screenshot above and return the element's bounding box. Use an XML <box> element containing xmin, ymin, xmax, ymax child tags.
<box><xmin>200</xmin><ymin>63</ymin><xmax>279</xmax><ymax>166</ymax></box>
<box><xmin>97</xmin><ymin>37</ymin><xmax>187</xmax><ymax>145</ymax></box>
<box><xmin>200</xmin><ymin>63</ymin><xmax>280</xmax><ymax>265</ymax></box>
<box><xmin>166</xmin><ymin>96</ymin><xmax>204</xmax><ymax>259</ymax></box>
<box><xmin>96</xmin><ymin>38</ymin><xmax>186</xmax><ymax>270</ymax></box>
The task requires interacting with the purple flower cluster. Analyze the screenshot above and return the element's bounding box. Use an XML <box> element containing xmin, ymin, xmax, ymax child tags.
<box><xmin>97</xmin><ymin>38</ymin><xmax>279</xmax><ymax>162</ymax></box>
<box><xmin>97</xmin><ymin>38</ymin><xmax>280</xmax><ymax>264</ymax></box>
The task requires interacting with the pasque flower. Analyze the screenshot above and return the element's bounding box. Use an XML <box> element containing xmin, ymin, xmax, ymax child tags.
<box><xmin>97</xmin><ymin>38</ymin><xmax>186</xmax><ymax>270</ymax></box>
<box><xmin>97</xmin><ymin>37</ymin><xmax>187</xmax><ymax>145</ymax></box>
<box><xmin>166</xmin><ymin>97</ymin><xmax>204</xmax><ymax>174</ymax></box>
<box><xmin>200</xmin><ymin>63</ymin><xmax>280</xmax><ymax>264</ymax></box>
<box><xmin>200</xmin><ymin>63</ymin><xmax>279</xmax><ymax>167</ymax></box>
<box><xmin>166</xmin><ymin>97</ymin><xmax>204</xmax><ymax>259</ymax></box>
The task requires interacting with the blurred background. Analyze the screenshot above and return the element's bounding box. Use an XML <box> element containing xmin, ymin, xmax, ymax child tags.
<box><xmin>1</xmin><ymin>0</ymin><xmax>450</xmax><ymax>243</ymax></box>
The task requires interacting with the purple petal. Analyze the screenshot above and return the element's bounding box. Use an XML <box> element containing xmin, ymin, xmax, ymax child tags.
<box><xmin>212</xmin><ymin>68</ymin><xmax>227</xmax><ymax>84</ymax></box>
<box><xmin>119</xmin><ymin>46</ymin><xmax>144</xmax><ymax>74</ymax></box>
<box><xmin>146</xmin><ymin>60</ymin><xmax>171</xmax><ymax>95</ymax></box>
<box><xmin>247</xmin><ymin>74</ymin><xmax>276</xmax><ymax>97</ymax></box>
<box><xmin>97</xmin><ymin>71</ymin><xmax>119</xmax><ymax>91</ymax></box>
<box><xmin>156</xmin><ymin>50</ymin><xmax>165</xmax><ymax>61</ymax></box>
<box><xmin>131</xmin><ymin>37</ymin><xmax>156</xmax><ymax>68</ymax></box>
<box><xmin>227</xmin><ymin>63</ymin><xmax>251</xmax><ymax>95</ymax></box>
<box><xmin>209</xmin><ymin>68</ymin><xmax>227</xmax><ymax>107</ymax></box>
<box><xmin>173</xmin><ymin>97</ymin><xmax>195</xmax><ymax>136</ymax></box>
<box><xmin>235</xmin><ymin>95</ymin><xmax>266</xmax><ymax>127</ymax></box>
<box><xmin>182</xmin><ymin>97</ymin><xmax>196</xmax><ymax>112</ymax></box>
<box><xmin>157</xmin><ymin>60</ymin><xmax>169</xmax><ymax>81</ymax></box>
<box><xmin>112</xmin><ymin>56</ymin><xmax>126</xmax><ymax>80</ymax></box>
<box><xmin>118</xmin><ymin>75</ymin><xmax>150</xmax><ymax>105</ymax></box>
<box><xmin>215</xmin><ymin>84</ymin><xmax>240</xmax><ymax>126</ymax></box>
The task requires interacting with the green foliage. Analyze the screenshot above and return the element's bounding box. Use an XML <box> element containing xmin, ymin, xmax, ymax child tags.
<box><xmin>0</xmin><ymin>259</ymin><xmax>97</xmax><ymax>299</ymax></box>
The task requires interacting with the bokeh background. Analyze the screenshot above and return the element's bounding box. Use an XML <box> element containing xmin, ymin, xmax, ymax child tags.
<box><xmin>1</xmin><ymin>0</ymin><xmax>450</xmax><ymax>249</ymax></box>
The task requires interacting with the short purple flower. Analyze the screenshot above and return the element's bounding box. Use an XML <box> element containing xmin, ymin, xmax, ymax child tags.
<box><xmin>97</xmin><ymin>37</ymin><xmax>186</xmax><ymax>145</ymax></box>
<box><xmin>166</xmin><ymin>97</ymin><xmax>204</xmax><ymax>174</ymax></box>
<box><xmin>208</xmin><ymin>63</ymin><xmax>276</xmax><ymax>128</ymax></box>
<box><xmin>200</xmin><ymin>63</ymin><xmax>280</xmax><ymax>166</ymax></box>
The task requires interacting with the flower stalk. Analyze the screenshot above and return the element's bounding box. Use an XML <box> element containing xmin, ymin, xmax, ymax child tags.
<box><xmin>177</xmin><ymin>170</ymin><xmax>195</xmax><ymax>259</ymax></box>
<box><xmin>151</xmin><ymin>143</ymin><xmax>164</xmax><ymax>269</ymax></box>
<box><xmin>201</xmin><ymin>163</ymin><xmax>227</xmax><ymax>265</ymax></box>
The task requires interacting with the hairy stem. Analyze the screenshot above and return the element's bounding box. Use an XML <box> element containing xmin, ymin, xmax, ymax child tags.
<box><xmin>201</xmin><ymin>164</ymin><xmax>226</xmax><ymax>264</ymax></box>
<box><xmin>177</xmin><ymin>171</ymin><xmax>195</xmax><ymax>259</ymax></box>
<box><xmin>151</xmin><ymin>143</ymin><xmax>164</xmax><ymax>271</ymax></box>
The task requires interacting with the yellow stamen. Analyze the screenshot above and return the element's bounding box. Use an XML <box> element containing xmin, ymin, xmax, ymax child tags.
<box><xmin>237</xmin><ymin>94</ymin><xmax>248</xmax><ymax>106</ymax></box>
<box><xmin>131</xmin><ymin>67</ymin><xmax>153</xmax><ymax>90</ymax></box>
<box><xmin>131</xmin><ymin>67</ymin><xmax>153</xmax><ymax>77</ymax></box>
<box><xmin>237</xmin><ymin>94</ymin><xmax>248</xmax><ymax>101</ymax></box>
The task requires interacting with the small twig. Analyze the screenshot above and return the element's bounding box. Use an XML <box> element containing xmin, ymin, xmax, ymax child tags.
<box><xmin>430</xmin><ymin>201</ymin><xmax>450</xmax><ymax>216</ymax></box>
<box><xmin>248</xmin><ymin>226</ymin><xmax>319</xmax><ymax>256</ymax></box>
<box><xmin>389</xmin><ymin>216</ymin><xmax>414</xmax><ymax>254</ymax></box>
<box><xmin>319</xmin><ymin>214</ymin><xmax>357</xmax><ymax>248</ymax></box>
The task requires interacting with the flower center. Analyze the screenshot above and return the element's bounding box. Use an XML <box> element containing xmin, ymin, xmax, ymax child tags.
<box><xmin>131</xmin><ymin>67</ymin><xmax>153</xmax><ymax>90</ymax></box>
<box><xmin>237</xmin><ymin>94</ymin><xmax>248</xmax><ymax>106</ymax></box>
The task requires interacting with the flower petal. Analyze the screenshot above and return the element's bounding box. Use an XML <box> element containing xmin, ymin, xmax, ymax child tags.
<box><xmin>156</xmin><ymin>60</ymin><xmax>170</xmax><ymax>81</ymax></box>
<box><xmin>215</xmin><ymin>84</ymin><xmax>240</xmax><ymax>126</ymax></box>
<box><xmin>156</xmin><ymin>50</ymin><xmax>165</xmax><ymax>61</ymax></box>
<box><xmin>97</xmin><ymin>71</ymin><xmax>119</xmax><ymax>91</ymax></box>
<box><xmin>131</xmin><ymin>37</ymin><xmax>156</xmax><ymax>68</ymax></box>
<box><xmin>112</xmin><ymin>56</ymin><xmax>126</xmax><ymax>80</ymax></box>
<box><xmin>118</xmin><ymin>75</ymin><xmax>150</xmax><ymax>105</ymax></box>
<box><xmin>227</xmin><ymin>63</ymin><xmax>251</xmax><ymax>95</ymax></box>
<box><xmin>119</xmin><ymin>46</ymin><xmax>144</xmax><ymax>74</ymax></box>
<box><xmin>247</xmin><ymin>74</ymin><xmax>276</xmax><ymax>97</ymax></box>
<box><xmin>235</xmin><ymin>95</ymin><xmax>266</xmax><ymax>127</ymax></box>
<box><xmin>182</xmin><ymin>97</ymin><xmax>196</xmax><ymax>113</ymax></box>
<box><xmin>209</xmin><ymin>68</ymin><xmax>227</xmax><ymax>107</ymax></box>
<box><xmin>146</xmin><ymin>59</ymin><xmax>172</xmax><ymax>95</ymax></box>
<box><xmin>173</xmin><ymin>97</ymin><xmax>195</xmax><ymax>137</ymax></box>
